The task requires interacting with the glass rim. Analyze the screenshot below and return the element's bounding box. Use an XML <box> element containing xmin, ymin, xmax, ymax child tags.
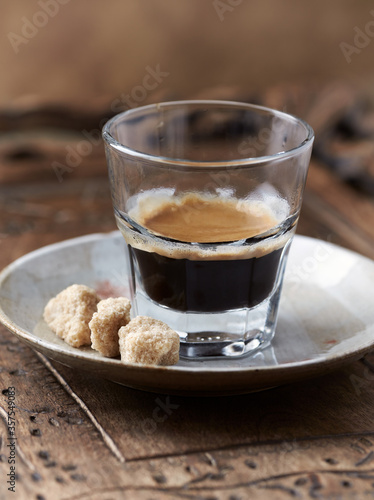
<box><xmin>102</xmin><ymin>99</ymin><xmax>314</xmax><ymax>168</ymax></box>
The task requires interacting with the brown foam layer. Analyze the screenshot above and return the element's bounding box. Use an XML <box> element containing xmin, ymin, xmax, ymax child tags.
<box><xmin>118</xmin><ymin>192</ymin><xmax>294</xmax><ymax>260</ymax></box>
<box><xmin>133</xmin><ymin>193</ymin><xmax>278</xmax><ymax>243</ymax></box>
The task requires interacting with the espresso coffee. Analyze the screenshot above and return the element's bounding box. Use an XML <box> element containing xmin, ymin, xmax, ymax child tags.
<box><xmin>118</xmin><ymin>193</ymin><xmax>293</xmax><ymax>313</ymax></box>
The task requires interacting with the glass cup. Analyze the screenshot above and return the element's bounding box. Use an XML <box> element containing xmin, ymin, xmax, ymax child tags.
<box><xmin>103</xmin><ymin>100</ymin><xmax>314</xmax><ymax>358</ymax></box>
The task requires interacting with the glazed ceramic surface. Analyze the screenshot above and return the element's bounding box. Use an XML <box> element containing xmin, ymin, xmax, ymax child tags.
<box><xmin>0</xmin><ymin>232</ymin><xmax>373</xmax><ymax>396</ymax></box>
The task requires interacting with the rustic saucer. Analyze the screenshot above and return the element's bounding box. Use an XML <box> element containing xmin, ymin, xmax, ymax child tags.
<box><xmin>0</xmin><ymin>232</ymin><xmax>373</xmax><ymax>396</ymax></box>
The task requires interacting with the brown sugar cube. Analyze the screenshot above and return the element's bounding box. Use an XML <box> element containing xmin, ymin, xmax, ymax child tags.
<box><xmin>118</xmin><ymin>316</ymin><xmax>180</xmax><ymax>366</ymax></box>
<box><xmin>43</xmin><ymin>284</ymin><xmax>99</xmax><ymax>348</ymax></box>
<box><xmin>89</xmin><ymin>297</ymin><xmax>131</xmax><ymax>357</ymax></box>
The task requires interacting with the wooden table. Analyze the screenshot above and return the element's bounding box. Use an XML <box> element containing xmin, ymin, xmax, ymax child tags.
<box><xmin>1</xmin><ymin>85</ymin><xmax>374</xmax><ymax>499</ymax></box>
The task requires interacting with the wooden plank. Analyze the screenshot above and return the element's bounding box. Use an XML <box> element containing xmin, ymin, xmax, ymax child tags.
<box><xmin>0</xmin><ymin>135</ymin><xmax>107</xmax><ymax>185</ymax></box>
<box><xmin>0</xmin><ymin>325</ymin><xmax>126</xmax><ymax>500</ymax></box>
<box><xmin>299</xmin><ymin>160</ymin><xmax>374</xmax><ymax>259</ymax></box>
<box><xmin>49</xmin><ymin>355</ymin><xmax>374</xmax><ymax>462</ymax></box>
<box><xmin>1</xmin><ymin>321</ymin><xmax>374</xmax><ymax>499</ymax></box>
<box><xmin>0</xmin><ymin>177</ymin><xmax>116</xmax><ymax>267</ymax></box>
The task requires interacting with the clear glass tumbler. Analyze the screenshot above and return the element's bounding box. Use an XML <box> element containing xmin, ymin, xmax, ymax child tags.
<box><xmin>103</xmin><ymin>100</ymin><xmax>314</xmax><ymax>358</ymax></box>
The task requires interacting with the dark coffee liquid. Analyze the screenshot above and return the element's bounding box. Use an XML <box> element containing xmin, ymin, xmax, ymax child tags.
<box><xmin>123</xmin><ymin>193</ymin><xmax>289</xmax><ymax>313</ymax></box>
<box><xmin>129</xmin><ymin>245</ymin><xmax>283</xmax><ymax>312</ymax></box>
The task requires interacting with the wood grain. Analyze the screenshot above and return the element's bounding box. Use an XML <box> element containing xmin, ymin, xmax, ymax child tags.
<box><xmin>1</xmin><ymin>321</ymin><xmax>374</xmax><ymax>499</ymax></box>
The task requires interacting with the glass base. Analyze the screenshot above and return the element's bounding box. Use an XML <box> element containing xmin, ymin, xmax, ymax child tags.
<box><xmin>133</xmin><ymin>285</ymin><xmax>282</xmax><ymax>359</ymax></box>
<box><xmin>179</xmin><ymin>330</ymin><xmax>268</xmax><ymax>358</ymax></box>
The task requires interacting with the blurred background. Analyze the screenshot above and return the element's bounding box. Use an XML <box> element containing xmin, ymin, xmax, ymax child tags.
<box><xmin>1</xmin><ymin>0</ymin><xmax>374</xmax><ymax>260</ymax></box>
<box><xmin>2</xmin><ymin>0</ymin><xmax>374</xmax><ymax>103</ymax></box>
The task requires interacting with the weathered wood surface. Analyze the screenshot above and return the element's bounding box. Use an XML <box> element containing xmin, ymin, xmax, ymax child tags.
<box><xmin>1</xmin><ymin>84</ymin><xmax>374</xmax><ymax>499</ymax></box>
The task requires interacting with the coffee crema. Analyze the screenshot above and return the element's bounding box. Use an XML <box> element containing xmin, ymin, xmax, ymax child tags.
<box><xmin>133</xmin><ymin>193</ymin><xmax>278</xmax><ymax>243</ymax></box>
<box><xmin>119</xmin><ymin>192</ymin><xmax>292</xmax><ymax>262</ymax></box>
